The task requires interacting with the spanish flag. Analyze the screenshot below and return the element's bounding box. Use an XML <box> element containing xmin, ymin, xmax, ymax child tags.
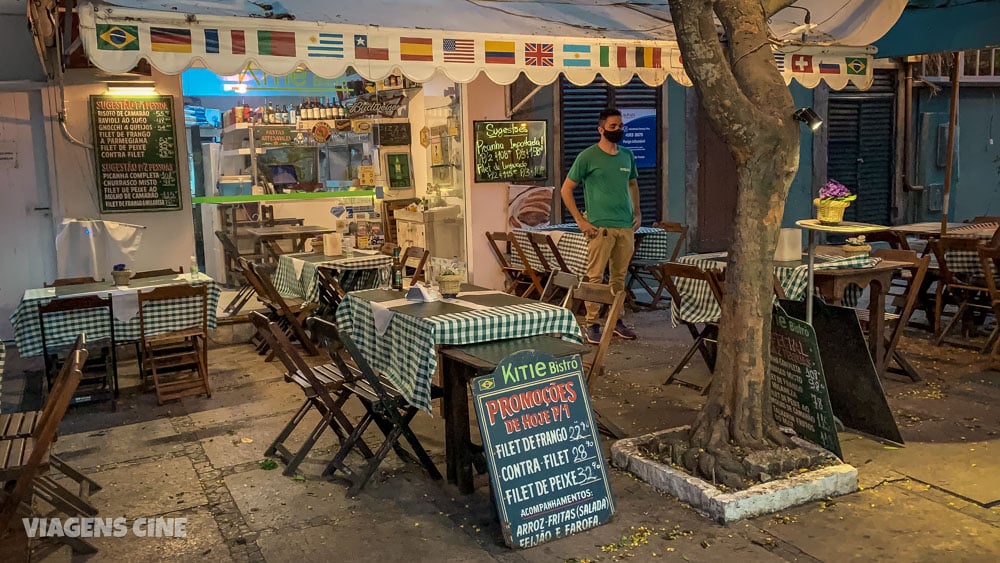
<box><xmin>400</xmin><ymin>37</ymin><xmax>433</xmax><ymax>62</ymax></box>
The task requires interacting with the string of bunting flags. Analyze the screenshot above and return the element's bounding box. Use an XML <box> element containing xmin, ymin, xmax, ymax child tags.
<box><xmin>80</xmin><ymin>5</ymin><xmax>873</xmax><ymax>89</ymax></box>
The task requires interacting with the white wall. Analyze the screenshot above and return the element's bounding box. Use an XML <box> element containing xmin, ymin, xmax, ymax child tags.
<box><xmin>463</xmin><ymin>76</ymin><xmax>508</xmax><ymax>290</ymax></box>
<box><xmin>45</xmin><ymin>69</ymin><xmax>195</xmax><ymax>273</ymax></box>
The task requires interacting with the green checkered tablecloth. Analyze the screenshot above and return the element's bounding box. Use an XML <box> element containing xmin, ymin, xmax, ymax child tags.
<box><xmin>672</xmin><ymin>253</ymin><xmax>880</xmax><ymax>325</ymax></box>
<box><xmin>931</xmin><ymin>223</ymin><xmax>997</xmax><ymax>275</ymax></box>
<box><xmin>336</xmin><ymin>288</ymin><xmax>584</xmax><ymax>412</ymax></box>
<box><xmin>273</xmin><ymin>252</ymin><xmax>393</xmax><ymax>301</ymax></box>
<box><xmin>511</xmin><ymin>224</ymin><xmax>678</xmax><ymax>276</ymax></box>
<box><xmin>11</xmin><ymin>273</ymin><xmax>221</xmax><ymax>358</ymax></box>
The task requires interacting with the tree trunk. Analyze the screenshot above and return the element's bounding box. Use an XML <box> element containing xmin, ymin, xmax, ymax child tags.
<box><xmin>668</xmin><ymin>0</ymin><xmax>802</xmax><ymax>480</ymax></box>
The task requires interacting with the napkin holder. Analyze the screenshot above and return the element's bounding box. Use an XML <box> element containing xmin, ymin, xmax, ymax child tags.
<box><xmin>774</xmin><ymin>228</ymin><xmax>802</xmax><ymax>262</ymax></box>
<box><xmin>406</xmin><ymin>284</ymin><xmax>440</xmax><ymax>302</ymax></box>
<box><xmin>322</xmin><ymin>233</ymin><xmax>342</xmax><ymax>256</ymax></box>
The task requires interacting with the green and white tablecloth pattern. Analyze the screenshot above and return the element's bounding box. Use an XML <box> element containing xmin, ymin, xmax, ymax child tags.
<box><xmin>671</xmin><ymin>253</ymin><xmax>879</xmax><ymax>325</ymax></box>
<box><xmin>10</xmin><ymin>273</ymin><xmax>220</xmax><ymax>358</ymax></box>
<box><xmin>273</xmin><ymin>252</ymin><xmax>392</xmax><ymax>302</ymax></box>
<box><xmin>511</xmin><ymin>224</ymin><xmax>678</xmax><ymax>276</ymax></box>
<box><xmin>336</xmin><ymin>290</ymin><xmax>584</xmax><ymax>412</ymax></box>
<box><xmin>933</xmin><ymin>222</ymin><xmax>997</xmax><ymax>275</ymax></box>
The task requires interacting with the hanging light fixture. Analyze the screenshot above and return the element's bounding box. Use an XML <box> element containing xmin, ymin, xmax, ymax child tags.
<box><xmin>105</xmin><ymin>80</ymin><xmax>158</xmax><ymax>96</ymax></box>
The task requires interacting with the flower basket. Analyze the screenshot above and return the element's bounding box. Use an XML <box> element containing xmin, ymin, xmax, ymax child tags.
<box><xmin>111</xmin><ymin>269</ymin><xmax>133</xmax><ymax>286</ymax></box>
<box><xmin>436</xmin><ymin>274</ymin><xmax>462</xmax><ymax>297</ymax></box>
<box><xmin>814</xmin><ymin>198</ymin><xmax>851</xmax><ymax>225</ymax></box>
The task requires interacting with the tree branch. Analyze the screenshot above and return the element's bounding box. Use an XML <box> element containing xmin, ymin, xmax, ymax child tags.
<box><xmin>761</xmin><ymin>0</ymin><xmax>798</xmax><ymax>19</ymax></box>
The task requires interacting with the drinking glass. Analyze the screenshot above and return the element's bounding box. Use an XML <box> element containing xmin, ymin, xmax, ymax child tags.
<box><xmin>379</xmin><ymin>264</ymin><xmax>392</xmax><ymax>290</ymax></box>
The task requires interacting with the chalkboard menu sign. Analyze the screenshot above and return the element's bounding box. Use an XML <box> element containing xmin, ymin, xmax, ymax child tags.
<box><xmin>254</xmin><ymin>125</ymin><xmax>295</xmax><ymax>148</ymax></box>
<box><xmin>472</xmin><ymin>351</ymin><xmax>614</xmax><ymax>549</ymax></box>
<box><xmin>89</xmin><ymin>95</ymin><xmax>181</xmax><ymax>213</ymax></box>
<box><xmin>473</xmin><ymin>120</ymin><xmax>547</xmax><ymax>183</ymax></box>
<box><xmin>374</xmin><ymin>121</ymin><xmax>411</xmax><ymax>146</ymax></box>
<box><xmin>769</xmin><ymin>305</ymin><xmax>841</xmax><ymax>458</ymax></box>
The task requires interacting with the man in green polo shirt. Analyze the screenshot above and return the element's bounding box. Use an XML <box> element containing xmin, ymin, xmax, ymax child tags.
<box><xmin>560</xmin><ymin>108</ymin><xmax>640</xmax><ymax>343</ymax></box>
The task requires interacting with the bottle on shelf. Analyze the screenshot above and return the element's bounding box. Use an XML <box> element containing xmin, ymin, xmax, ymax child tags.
<box><xmin>391</xmin><ymin>247</ymin><xmax>404</xmax><ymax>290</ymax></box>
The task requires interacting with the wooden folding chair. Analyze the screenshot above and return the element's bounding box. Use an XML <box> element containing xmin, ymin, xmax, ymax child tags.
<box><xmin>655</xmin><ymin>262</ymin><xmax>724</xmax><ymax>394</ymax></box>
<box><xmin>0</xmin><ymin>339</ymin><xmax>96</xmax><ymax>554</ymax></box>
<box><xmin>527</xmin><ymin>231</ymin><xmax>571</xmax><ymax>275</ymax></box>
<box><xmin>855</xmin><ymin>250</ymin><xmax>930</xmax><ymax>381</ymax></box>
<box><xmin>563</xmin><ymin>282</ymin><xmax>627</xmax><ymax>438</ymax></box>
<box><xmin>930</xmin><ymin>237</ymin><xmax>991</xmax><ymax>344</ymax></box>
<box><xmin>244</xmin><ymin>259</ymin><xmax>320</xmax><ymax>356</ymax></box>
<box><xmin>485</xmin><ymin>231</ymin><xmax>545</xmax><ymax>298</ymax></box>
<box><xmin>37</xmin><ymin>294</ymin><xmax>118</xmax><ymax>409</ymax></box>
<box><xmin>629</xmin><ymin>221</ymin><xmax>689</xmax><ymax>308</ymax></box>
<box><xmin>539</xmin><ymin>269</ymin><xmax>580</xmax><ymax>307</ymax></box>
<box><xmin>44</xmin><ymin>277</ymin><xmax>102</xmax><ymax>287</ymax></box>
<box><xmin>261</xmin><ymin>239</ymin><xmax>286</xmax><ymax>263</ymax></box>
<box><xmin>400</xmin><ymin>246</ymin><xmax>430</xmax><ymax>285</ymax></box>
<box><xmin>132</xmin><ymin>267</ymin><xmax>183</xmax><ymax>279</ymax></box>
<box><xmin>250</xmin><ymin>313</ymin><xmax>373</xmax><ymax>476</ymax></box>
<box><xmin>315</xmin><ymin>265</ymin><xmax>347</xmax><ymax>318</ymax></box>
<box><xmin>1</xmin><ymin>336</ymin><xmax>103</xmax><ymax>519</ymax></box>
<box><xmin>567</xmin><ymin>283</ymin><xmax>626</xmax><ymax>386</ymax></box>
<box><xmin>977</xmin><ymin>245</ymin><xmax>1000</xmax><ymax>359</ymax></box>
<box><xmin>137</xmin><ymin>284</ymin><xmax>211</xmax><ymax>404</ymax></box>
<box><xmin>215</xmin><ymin>230</ymin><xmax>261</xmax><ymax>315</ymax></box>
<box><xmin>310</xmin><ymin>318</ymin><xmax>442</xmax><ymax>497</ymax></box>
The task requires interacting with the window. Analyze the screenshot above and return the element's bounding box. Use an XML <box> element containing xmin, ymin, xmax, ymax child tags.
<box><xmin>921</xmin><ymin>50</ymin><xmax>1000</xmax><ymax>82</ymax></box>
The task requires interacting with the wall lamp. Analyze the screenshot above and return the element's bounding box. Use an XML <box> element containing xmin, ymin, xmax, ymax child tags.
<box><xmin>793</xmin><ymin>107</ymin><xmax>823</xmax><ymax>131</ymax></box>
<box><xmin>106</xmin><ymin>80</ymin><xmax>158</xmax><ymax>96</ymax></box>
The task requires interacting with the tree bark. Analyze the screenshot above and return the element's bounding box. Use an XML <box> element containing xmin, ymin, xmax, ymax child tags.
<box><xmin>668</xmin><ymin>0</ymin><xmax>801</xmax><ymax>475</ymax></box>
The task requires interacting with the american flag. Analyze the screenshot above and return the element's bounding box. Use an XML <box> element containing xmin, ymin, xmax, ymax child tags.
<box><xmin>443</xmin><ymin>38</ymin><xmax>474</xmax><ymax>63</ymax></box>
<box><xmin>524</xmin><ymin>43</ymin><xmax>553</xmax><ymax>67</ymax></box>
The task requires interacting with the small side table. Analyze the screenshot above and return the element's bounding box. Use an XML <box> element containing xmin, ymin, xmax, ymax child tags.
<box><xmin>795</xmin><ymin>219</ymin><xmax>889</xmax><ymax>324</ymax></box>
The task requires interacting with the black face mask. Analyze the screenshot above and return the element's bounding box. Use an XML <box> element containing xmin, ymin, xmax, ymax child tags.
<box><xmin>603</xmin><ymin>129</ymin><xmax>624</xmax><ymax>143</ymax></box>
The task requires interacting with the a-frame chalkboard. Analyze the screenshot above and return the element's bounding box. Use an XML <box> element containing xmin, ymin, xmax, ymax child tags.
<box><xmin>472</xmin><ymin>351</ymin><xmax>614</xmax><ymax>549</ymax></box>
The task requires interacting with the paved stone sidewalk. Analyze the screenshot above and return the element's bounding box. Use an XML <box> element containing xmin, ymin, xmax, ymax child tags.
<box><xmin>2</xmin><ymin>310</ymin><xmax>998</xmax><ymax>562</ymax></box>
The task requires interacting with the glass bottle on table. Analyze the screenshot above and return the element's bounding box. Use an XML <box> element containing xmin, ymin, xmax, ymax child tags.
<box><xmin>391</xmin><ymin>247</ymin><xmax>404</xmax><ymax>290</ymax></box>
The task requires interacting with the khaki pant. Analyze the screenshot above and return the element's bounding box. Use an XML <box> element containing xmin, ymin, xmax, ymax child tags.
<box><xmin>583</xmin><ymin>227</ymin><xmax>634</xmax><ymax>322</ymax></box>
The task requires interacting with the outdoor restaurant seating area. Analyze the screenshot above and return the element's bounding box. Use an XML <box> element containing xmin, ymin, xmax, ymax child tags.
<box><xmin>2</xmin><ymin>217</ymin><xmax>1000</xmax><ymax>559</ymax></box>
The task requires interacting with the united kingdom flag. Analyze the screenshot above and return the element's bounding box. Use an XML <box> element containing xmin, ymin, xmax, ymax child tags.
<box><xmin>524</xmin><ymin>43</ymin><xmax>554</xmax><ymax>66</ymax></box>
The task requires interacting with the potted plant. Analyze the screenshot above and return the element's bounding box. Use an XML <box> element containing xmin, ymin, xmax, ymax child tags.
<box><xmin>813</xmin><ymin>180</ymin><xmax>856</xmax><ymax>225</ymax></box>
<box><xmin>436</xmin><ymin>266</ymin><xmax>463</xmax><ymax>298</ymax></box>
<box><xmin>111</xmin><ymin>263</ymin><xmax>132</xmax><ymax>286</ymax></box>
<box><xmin>843</xmin><ymin>235</ymin><xmax>871</xmax><ymax>257</ymax></box>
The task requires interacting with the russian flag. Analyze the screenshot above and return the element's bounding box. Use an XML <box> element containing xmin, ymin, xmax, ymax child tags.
<box><xmin>818</xmin><ymin>63</ymin><xmax>841</xmax><ymax>74</ymax></box>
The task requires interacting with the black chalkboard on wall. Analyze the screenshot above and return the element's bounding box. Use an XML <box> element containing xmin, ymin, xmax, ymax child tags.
<box><xmin>89</xmin><ymin>95</ymin><xmax>182</xmax><ymax>212</ymax></box>
<box><xmin>473</xmin><ymin>120</ymin><xmax>547</xmax><ymax>183</ymax></box>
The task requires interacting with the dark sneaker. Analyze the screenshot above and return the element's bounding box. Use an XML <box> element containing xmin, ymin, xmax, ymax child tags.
<box><xmin>585</xmin><ymin>323</ymin><xmax>602</xmax><ymax>344</ymax></box>
<box><xmin>613</xmin><ymin>319</ymin><xmax>638</xmax><ymax>340</ymax></box>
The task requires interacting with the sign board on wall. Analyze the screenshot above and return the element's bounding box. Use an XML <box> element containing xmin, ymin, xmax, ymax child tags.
<box><xmin>89</xmin><ymin>95</ymin><xmax>182</xmax><ymax>212</ymax></box>
<box><xmin>619</xmin><ymin>108</ymin><xmax>656</xmax><ymax>169</ymax></box>
<box><xmin>473</xmin><ymin>120</ymin><xmax>547</xmax><ymax>183</ymax></box>
<box><xmin>472</xmin><ymin>351</ymin><xmax>614</xmax><ymax>549</ymax></box>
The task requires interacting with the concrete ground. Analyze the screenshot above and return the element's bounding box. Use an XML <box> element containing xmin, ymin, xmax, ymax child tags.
<box><xmin>1</xmin><ymin>307</ymin><xmax>998</xmax><ymax>562</ymax></box>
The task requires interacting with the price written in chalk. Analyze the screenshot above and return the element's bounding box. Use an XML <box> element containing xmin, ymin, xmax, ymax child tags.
<box><xmin>473</xmin><ymin>120</ymin><xmax>547</xmax><ymax>183</ymax></box>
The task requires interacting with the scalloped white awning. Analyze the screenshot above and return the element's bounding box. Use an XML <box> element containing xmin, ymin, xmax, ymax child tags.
<box><xmin>77</xmin><ymin>1</ymin><xmax>894</xmax><ymax>90</ymax></box>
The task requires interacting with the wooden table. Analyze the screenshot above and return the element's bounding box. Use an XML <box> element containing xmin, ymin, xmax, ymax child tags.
<box><xmin>812</xmin><ymin>256</ymin><xmax>910</xmax><ymax>377</ymax></box>
<box><xmin>244</xmin><ymin>225</ymin><xmax>336</xmax><ymax>255</ymax></box>
<box><xmin>439</xmin><ymin>335</ymin><xmax>588</xmax><ymax>494</ymax></box>
<box><xmin>891</xmin><ymin>221</ymin><xmax>998</xmax><ymax>239</ymax></box>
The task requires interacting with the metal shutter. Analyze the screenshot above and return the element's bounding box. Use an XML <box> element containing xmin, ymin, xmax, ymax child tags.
<box><xmin>559</xmin><ymin>77</ymin><xmax>661</xmax><ymax>225</ymax></box>
<box><xmin>827</xmin><ymin>72</ymin><xmax>896</xmax><ymax>225</ymax></box>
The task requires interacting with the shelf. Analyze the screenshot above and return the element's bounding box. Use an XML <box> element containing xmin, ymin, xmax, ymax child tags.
<box><xmin>194</xmin><ymin>190</ymin><xmax>375</xmax><ymax>204</ymax></box>
<box><xmin>221</xmin><ymin>148</ymin><xmax>265</xmax><ymax>157</ymax></box>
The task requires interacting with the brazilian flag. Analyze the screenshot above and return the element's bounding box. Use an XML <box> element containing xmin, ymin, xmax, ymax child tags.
<box><xmin>97</xmin><ymin>24</ymin><xmax>139</xmax><ymax>51</ymax></box>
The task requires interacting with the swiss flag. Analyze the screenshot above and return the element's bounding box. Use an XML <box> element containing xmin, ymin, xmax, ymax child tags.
<box><xmin>791</xmin><ymin>54</ymin><xmax>813</xmax><ymax>73</ymax></box>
